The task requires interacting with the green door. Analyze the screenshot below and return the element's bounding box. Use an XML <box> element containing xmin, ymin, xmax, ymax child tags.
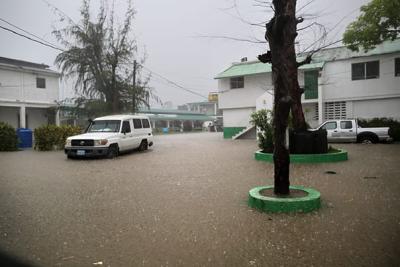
<box><xmin>304</xmin><ymin>71</ymin><xmax>318</xmax><ymax>99</ymax></box>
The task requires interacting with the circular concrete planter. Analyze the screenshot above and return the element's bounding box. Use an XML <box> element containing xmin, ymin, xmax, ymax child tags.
<box><xmin>254</xmin><ymin>149</ymin><xmax>348</xmax><ymax>163</ymax></box>
<box><xmin>248</xmin><ymin>185</ymin><xmax>321</xmax><ymax>213</ymax></box>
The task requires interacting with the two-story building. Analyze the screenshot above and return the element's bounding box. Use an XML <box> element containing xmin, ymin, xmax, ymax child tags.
<box><xmin>0</xmin><ymin>57</ymin><xmax>60</xmax><ymax>129</ymax></box>
<box><xmin>215</xmin><ymin>39</ymin><xmax>400</xmax><ymax>139</ymax></box>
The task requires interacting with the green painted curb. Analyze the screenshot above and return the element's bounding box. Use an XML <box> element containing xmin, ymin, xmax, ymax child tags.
<box><xmin>254</xmin><ymin>149</ymin><xmax>348</xmax><ymax>163</ymax></box>
<box><xmin>248</xmin><ymin>185</ymin><xmax>321</xmax><ymax>213</ymax></box>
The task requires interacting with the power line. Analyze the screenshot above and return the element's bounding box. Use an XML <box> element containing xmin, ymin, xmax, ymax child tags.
<box><xmin>0</xmin><ymin>25</ymin><xmax>64</xmax><ymax>51</ymax></box>
<box><xmin>0</xmin><ymin>17</ymin><xmax>63</xmax><ymax>51</ymax></box>
<box><xmin>140</xmin><ymin>64</ymin><xmax>208</xmax><ymax>99</ymax></box>
<box><xmin>40</xmin><ymin>0</ymin><xmax>80</xmax><ymax>28</ymax></box>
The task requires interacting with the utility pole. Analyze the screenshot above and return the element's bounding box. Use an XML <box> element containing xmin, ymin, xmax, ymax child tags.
<box><xmin>132</xmin><ymin>60</ymin><xmax>137</xmax><ymax>113</ymax></box>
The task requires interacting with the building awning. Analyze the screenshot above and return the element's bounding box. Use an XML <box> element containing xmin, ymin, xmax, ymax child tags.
<box><xmin>139</xmin><ymin>113</ymin><xmax>213</xmax><ymax>121</ymax></box>
<box><xmin>215</xmin><ymin>60</ymin><xmax>324</xmax><ymax>79</ymax></box>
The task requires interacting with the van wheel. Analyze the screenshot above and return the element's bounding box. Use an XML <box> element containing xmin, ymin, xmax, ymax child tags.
<box><xmin>107</xmin><ymin>145</ymin><xmax>119</xmax><ymax>158</ymax></box>
<box><xmin>139</xmin><ymin>140</ymin><xmax>148</xmax><ymax>151</ymax></box>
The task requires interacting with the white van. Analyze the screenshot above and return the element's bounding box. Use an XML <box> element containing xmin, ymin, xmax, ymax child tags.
<box><xmin>64</xmin><ymin>114</ymin><xmax>153</xmax><ymax>158</ymax></box>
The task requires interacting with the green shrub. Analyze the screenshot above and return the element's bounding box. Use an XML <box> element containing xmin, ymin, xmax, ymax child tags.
<box><xmin>34</xmin><ymin>125</ymin><xmax>82</xmax><ymax>151</ymax></box>
<box><xmin>358</xmin><ymin>118</ymin><xmax>400</xmax><ymax>141</ymax></box>
<box><xmin>0</xmin><ymin>122</ymin><xmax>18</xmax><ymax>151</ymax></box>
<box><xmin>251</xmin><ymin>109</ymin><xmax>274</xmax><ymax>153</ymax></box>
<box><xmin>58</xmin><ymin>125</ymin><xmax>82</xmax><ymax>147</ymax></box>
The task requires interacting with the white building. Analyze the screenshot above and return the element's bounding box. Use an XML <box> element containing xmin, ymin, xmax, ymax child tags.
<box><xmin>215</xmin><ymin>39</ymin><xmax>400</xmax><ymax>139</ymax></box>
<box><xmin>0</xmin><ymin>57</ymin><xmax>60</xmax><ymax>129</ymax></box>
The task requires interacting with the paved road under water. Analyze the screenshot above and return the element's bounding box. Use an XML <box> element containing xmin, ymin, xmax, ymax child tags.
<box><xmin>0</xmin><ymin>132</ymin><xmax>399</xmax><ymax>266</ymax></box>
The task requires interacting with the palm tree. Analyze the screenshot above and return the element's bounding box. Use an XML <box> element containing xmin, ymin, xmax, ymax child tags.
<box><xmin>54</xmin><ymin>0</ymin><xmax>156</xmax><ymax>114</ymax></box>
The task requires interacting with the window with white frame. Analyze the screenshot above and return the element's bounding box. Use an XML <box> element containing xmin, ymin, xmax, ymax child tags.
<box><xmin>230</xmin><ymin>76</ymin><xmax>244</xmax><ymax>89</ymax></box>
<box><xmin>351</xmin><ymin>61</ymin><xmax>379</xmax><ymax>80</ymax></box>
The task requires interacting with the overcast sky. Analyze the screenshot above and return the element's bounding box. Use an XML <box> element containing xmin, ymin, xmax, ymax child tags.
<box><xmin>0</xmin><ymin>0</ymin><xmax>369</xmax><ymax>107</ymax></box>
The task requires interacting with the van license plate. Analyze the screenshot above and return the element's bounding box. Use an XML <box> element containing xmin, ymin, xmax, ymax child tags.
<box><xmin>77</xmin><ymin>150</ymin><xmax>85</xmax><ymax>156</ymax></box>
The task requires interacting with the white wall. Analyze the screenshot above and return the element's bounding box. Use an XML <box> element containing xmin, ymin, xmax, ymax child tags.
<box><xmin>0</xmin><ymin>67</ymin><xmax>59</xmax><ymax>104</ymax></box>
<box><xmin>218</xmin><ymin>73</ymin><xmax>273</xmax><ymax>109</ymax></box>
<box><xmin>26</xmin><ymin>107</ymin><xmax>48</xmax><ymax>129</ymax></box>
<box><xmin>321</xmin><ymin>53</ymin><xmax>400</xmax><ymax>101</ymax></box>
<box><xmin>223</xmin><ymin>108</ymin><xmax>255</xmax><ymax>127</ymax></box>
<box><xmin>0</xmin><ymin>106</ymin><xmax>19</xmax><ymax>128</ymax></box>
<box><xmin>256</xmin><ymin>91</ymin><xmax>274</xmax><ymax>111</ymax></box>
<box><xmin>351</xmin><ymin>98</ymin><xmax>400</xmax><ymax>121</ymax></box>
<box><xmin>303</xmin><ymin>103</ymin><xmax>319</xmax><ymax>128</ymax></box>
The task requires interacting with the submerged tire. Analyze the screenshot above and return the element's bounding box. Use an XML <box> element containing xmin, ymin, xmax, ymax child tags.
<box><xmin>107</xmin><ymin>145</ymin><xmax>119</xmax><ymax>158</ymax></box>
<box><xmin>358</xmin><ymin>134</ymin><xmax>378</xmax><ymax>144</ymax></box>
<box><xmin>138</xmin><ymin>140</ymin><xmax>148</xmax><ymax>151</ymax></box>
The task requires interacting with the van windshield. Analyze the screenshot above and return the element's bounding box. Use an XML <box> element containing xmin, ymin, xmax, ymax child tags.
<box><xmin>87</xmin><ymin>120</ymin><xmax>121</xmax><ymax>132</ymax></box>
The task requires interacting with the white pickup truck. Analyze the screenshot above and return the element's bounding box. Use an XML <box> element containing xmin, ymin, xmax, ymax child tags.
<box><xmin>316</xmin><ymin>119</ymin><xmax>392</xmax><ymax>143</ymax></box>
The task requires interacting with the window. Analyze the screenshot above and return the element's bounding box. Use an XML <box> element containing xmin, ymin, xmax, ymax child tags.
<box><xmin>141</xmin><ymin>119</ymin><xmax>150</xmax><ymax>128</ymax></box>
<box><xmin>351</xmin><ymin>61</ymin><xmax>379</xmax><ymax>80</ymax></box>
<box><xmin>340</xmin><ymin>121</ymin><xmax>352</xmax><ymax>129</ymax></box>
<box><xmin>230</xmin><ymin>76</ymin><xmax>244</xmax><ymax>89</ymax></box>
<box><xmin>324</xmin><ymin>101</ymin><xmax>347</xmax><ymax>120</ymax></box>
<box><xmin>87</xmin><ymin>120</ymin><xmax>120</xmax><ymax>132</ymax></box>
<box><xmin>133</xmin><ymin>119</ymin><xmax>142</xmax><ymax>129</ymax></box>
<box><xmin>121</xmin><ymin>121</ymin><xmax>131</xmax><ymax>133</ymax></box>
<box><xmin>321</xmin><ymin>122</ymin><xmax>337</xmax><ymax>130</ymax></box>
<box><xmin>395</xmin><ymin>58</ymin><xmax>400</xmax><ymax>77</ymax></box>
<box><xmin>36</xmin><ymin>77</ymin><xmax>46</xmax><ymax>88</ymax></box>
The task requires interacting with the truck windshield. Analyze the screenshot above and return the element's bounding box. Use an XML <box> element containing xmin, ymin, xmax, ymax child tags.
<box><xmin>87</xmin><ymin>120</ymin><xmax>121</xmax><ymax>132</ymax></box>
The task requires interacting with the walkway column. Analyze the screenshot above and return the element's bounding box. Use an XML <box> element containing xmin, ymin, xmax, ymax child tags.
<box><xmin>55</xmin><ymin>109</ymin><xmax>60</xmax><ymax>126</ymax></box>
<box><xmin>180</xmin><ymin>121</ymin><xmax>184</xmax><ymax>132</ymax></box>
<box><xmin>152</xmin><ymin>120</ymin><xmax>156</xmax><ymax>129</ymax></box>
<box><xmin>20</xmin><ymin>105</ymin><xmax>26</xmax><ymax>128</ymax></box>
<box><xmin>318</xmin><ymin>83</ymin><xmax>323</xmax><ymax>125</ymax></box>
<box><xmin>191</xmin><ymin>121</ymin><xmax>195</xmax><ymax>129</ymax></box>
<box><xmin>166</xmin><ymin>120</ymin><xmax>170</xmax><ymax>128</ymax></box>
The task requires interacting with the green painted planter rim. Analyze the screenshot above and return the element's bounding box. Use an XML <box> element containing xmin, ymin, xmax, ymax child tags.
<box><xmin>249</xmin><ymin>185</ymin><xmax>320</xmax><ymax>203</ymax></box>
<box><xmin>255</xmin><ymin>149</ymin><xmax>347</xmax><ymax>157</ymax></box>
<box><xmin>248</xmin><ymin>185</ymin><xmax>321</xmax><ymax>213</ymax></box>
<box><xmin>254</xmin><ymin>149</ymin><xmax>348</xmax><ymax>163</ymax></box>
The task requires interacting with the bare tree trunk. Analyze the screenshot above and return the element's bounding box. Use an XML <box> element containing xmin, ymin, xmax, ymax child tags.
<box><xmin>290</xmin><ymin>85</ymin><xmax>307</xmax><ymax>131</ymax></box>
<box><xmin>258</xmin><ymin>0</ymin><xmax>302</xmax><ymax>195</ymax></box>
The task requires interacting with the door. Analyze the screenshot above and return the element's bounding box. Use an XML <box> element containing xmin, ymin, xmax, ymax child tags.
<box><xmin>338</xmin><ymin>120</ymin><xmax>357</xmax><ymax>142</ymax></box>
<box><xmin>304</xmin><ymin>71</ymin><xmax>319</xmax><ymax>100</ymax></box>
<box><xmin>320</xmin><ymin>121</ymin><xmax>340</xmax><ymax>142</ymax></box>
<box><xmin>120</xmin><ymin>120</ymin><xmax>134</xmax><ymax>151</ymax></box>
<box><xmin>132</xmin><ymin>118</ymin><xmax>144</xmax><ymax>148</ymax></box>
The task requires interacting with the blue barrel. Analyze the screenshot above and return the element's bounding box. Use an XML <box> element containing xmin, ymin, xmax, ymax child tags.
<box><xmin>162</xmin><ymin>127</ymin><xmax>169</xmax><ymax>133</ymax></box>
<box><xmin>17</xmin><ymin>128</ymin><xmax>33</xmax><ymax>148</ymax></box>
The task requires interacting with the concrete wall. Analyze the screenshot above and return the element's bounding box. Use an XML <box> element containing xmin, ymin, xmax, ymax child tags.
<box><xmin>218</xmin><ymin>73</ymin><xmax>273</xmax><ymax>109</ymax></box>
<box><xmin>0</xmin><ymin>106</ymin><xmax>51</xmax><ymax>129</ymax></box>
<box><xmin>303</xmin><ymin>103</ymin><xmax>319</xmax><ymax>128</ymax></box>
<box><xmin>26</xmin><ymin>108</ymin><xmax>49</xmax><ymax>129</ymax></box>
<box><xmin>223</xmin><ymin>107</ymin><xmax>255</xmax><ymax>127</ymax></box>
<box><xmin>0</xmin><ymin>106</ymin><xmax>19</xmax><ymax>128</ymax></box>
<box><xmin>0</xmin><ymin>67</ymin><xmax>59</xmax><ymax>103</ymax></box>
<box><xmin>321</xmin><ymin>53</ymin><xmax>400</xmax><ymax>102</ymax></box>
<box><xmin>351</xmin><ymin>98</ymin><xmax>400</xmax><ymax>121</ymax></box>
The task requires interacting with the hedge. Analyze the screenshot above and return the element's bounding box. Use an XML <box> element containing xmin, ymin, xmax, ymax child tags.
<box><xmin>358</xmin><ymin>118</ymin><xmax>400</xmax><ymax>141</ymax></box>
<box><xmin>0</xmin><ymin>122</ymin><xmax>18</xmax><ymax>151</ymax></box>
<box><xmin>34</xmin><ymin>125</ymin><xmax>82</xmax><ymax>151</ymax></box>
